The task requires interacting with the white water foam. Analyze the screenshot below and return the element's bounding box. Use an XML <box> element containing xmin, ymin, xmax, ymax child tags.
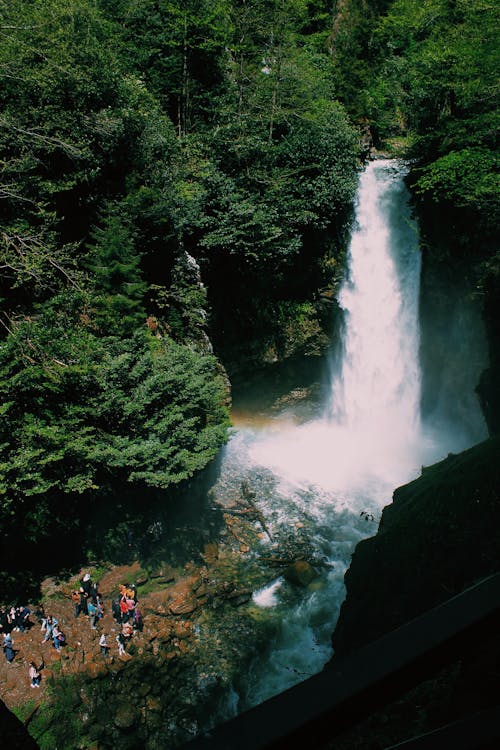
<box><xmin>252</xmin><ymin>579</ymin><xmax>283</xmax><ymax>608</ymax></box>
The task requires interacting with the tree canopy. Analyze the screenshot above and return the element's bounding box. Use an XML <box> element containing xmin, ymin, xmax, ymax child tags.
<box><xmin>0</xmin><ymin>0</ymin><xmax>361</xmax><ymax>591</ymax></box>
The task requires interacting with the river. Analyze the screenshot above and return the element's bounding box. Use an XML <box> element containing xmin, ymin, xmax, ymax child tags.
<box><xmin>211</xmin><ymin>159</ymin><xmax>488</xmax><ymax>713</ymax></box>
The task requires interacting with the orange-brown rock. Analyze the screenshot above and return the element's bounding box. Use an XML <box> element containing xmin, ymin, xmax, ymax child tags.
<box><xmin>85</xmin><ymin>660</ymin><xmax>108</xmax><ymax>680</ymax></box>
<box><xmin>172</xmin><ymin>621</ymin><xmax>193</xmax><ymax>640</ymax></box>
<box><xmin>169</xmin><ymin>597</ymin><xmax>197</xmax><ymax>616</ymax></box>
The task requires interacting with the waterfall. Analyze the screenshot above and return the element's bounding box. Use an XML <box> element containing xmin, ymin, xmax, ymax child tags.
<box><xmin>245</xmin><ymin>160</ymin><xmax>427</xmax><ymax>494</ymax></box>
<box><xmin>331</xmin><ymin>160</ymin><xmax>421</xmax><ymax>431</ymax></box>
<box><xmin>217</xmin><ymin>158</ymin><xmax>487</xmax><ymax>711</ymax></box>
<box><xmin>324</xmin><ymin>159</ymin><xmax>424</xmax><ymax>486</ymax></box>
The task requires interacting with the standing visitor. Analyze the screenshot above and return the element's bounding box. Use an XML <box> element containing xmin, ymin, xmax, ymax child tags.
<box><xmin>3</xmin><ymin>639</ymin><xmax>15</xmax><ymax>663</ymax></box>
<box><xmin>41</xmin><ymin>615</ymin><xmax>58</xmax><ymax>643</ymax></box>
<box><xmin>52</xmin><ymin>625</ymin><xmax>65</xmax><ymax>650</ymax></box>
<box><xmin>34</xmin><ymin>603</ymin><xmax>46</xmax><ymax>631</ymax></box>
<box><xmin>96</xmin><ymin>596</ymin><xmax>104</xmax><ymax>621</ymax></box>
<box><xmin>116</xmin><ymin>632</ymin><xmax>126</xmax><ymax>656</ymax></box>
<box><xmin>71</xmin><ymin>590</ymin><xmax>81</xmax><ymax>618</ymax></box>
<box><xmin>119</xmin><ymin>596</ymin><xmax>128</xmax><ymax>623</ymax></box>
<box><xmin>80</xmin><ymin>573</ymin><xmax>92</xmax><ymax>597</ymax></box>
<box><xmin>99</xmin><ymin>632</ymin><xmax>109</xmax><ymax>657</ymax></box>
<box><xmin>87</xmin><ymin>600</ymin><xmax>97</xmax><ymax>630</ymax></box>
<box><xmin>29</xmin><ymin>661</ymin><xmax>41</xmax><ymax>688</ymax></box>
<box><xmin>79</xmin><ymin>587</ymin><xmax>88</xmax><ymax>616</ymax></box>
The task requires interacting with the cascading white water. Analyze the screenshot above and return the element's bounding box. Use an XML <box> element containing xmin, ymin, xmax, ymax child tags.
<box><xmin>332</xmin><ymin>160</ymin><xmax>421</xmax><ymax>432</ymax></box>
<box><xmin>214</xmin><ymin>159</ymin><xmax>487</xmax><ymax>712</ymax></box>
<box><xmin>242</xmin><ymin>163</ymin><xmax>426</xmax><ymax>495</ymax></box>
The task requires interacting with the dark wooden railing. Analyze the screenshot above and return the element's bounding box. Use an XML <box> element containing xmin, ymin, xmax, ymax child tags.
<box><xmin>182</xmin><ymin>571</ymin><xmax>500</xmax><ymax>750</ymax></box>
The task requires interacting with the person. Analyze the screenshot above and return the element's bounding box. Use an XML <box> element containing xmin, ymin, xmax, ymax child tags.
<box><xmin>111</xmin><ymin>598</ymin><xmax>121</xmax><ymax>623</ymax></box>
<box><xmin>99</xmin><ymin>632</ymin><xmax>109</xmax><ymax>657</ymax></box>
<box><xmin>41</xmin><ymin>615</ymin><xmax>58</xmax><ymax>643</ymax></box>
<box><xmin>70</xmin><ymin>591</ymin><xmax>81</xmax><ymax>618</ymax></box>
<box><xmin>87</xmin><ymin>600</ymin><xmax>97</xmax><ymax>630</ymax></box>
<box><xmin>119</xmin><ymin>596</ymin><xmax>129</xmax><ymax>623</ymax></box>
<box><xmin>80</xmin><ymin>573</ymin><xmax>92</xmax><ymax>597</ymax></box>
<box><xmin>89</xmin><ymin>582</ymin><xmax>99</xmax><ymax>604</ymax></box>
<box><xmin>133</xmin><ymin>606</ymin><xmax>143</xmax><ymax>631</ymax></box>
<box><xmin>52</xmin><ymin>625</ymin><xmax>65</xmax><ymax>650</ymax></box>
<box><xmin>79</xmin><ymin>587</ymin><xmax>88</xmax><ymax>617</ymax></box>
<box><xmin>0</xmin><ymin>608</ymin><xmax>9</xmax><ymax>635</ymax></box>
<box><xmin>3</xmin><ymin>640</ymin><xmax>15</xmax><ymax>663</ymax></box>
<box><xmin>34</xmin><ymin>603</ymin><xmax>45</xmax><ymax>630</ymax></box>
<box><xmin>8</xmin><ymin>606</ymin><xmax>16</xmax><ymax>630</ymax></box>
<box><xmin>20</xmin><ymin>605</ymin><xmax>31</xmax><ymax>631</ymax></box>
<box><xmin>116</xmin><ymin>632</ymin><xmax>126</xmax><ymax>656</ymax></box>
<box><xmin>29</xmin><ymin>661</ymin><xmax>41</xmax><ymax>688</ymax></box>
<box><xmin>130</xmin><ymin>584</ymin><xmax>138</xmax><ymax>604</ymax></box>
<box><xmin>126</xmin><ymin>596</ymin><xmax>135</xmax><ymax>621</ymax></box>
<box><xmin>96</xmin><ymin>596</ymin><xmax>104</xmax><ymax>621</ymax></box>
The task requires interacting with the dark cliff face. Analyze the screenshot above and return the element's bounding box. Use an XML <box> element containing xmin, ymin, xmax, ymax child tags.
<box><xmin>332</xmin><ymin>436</ymin><xmax>500</xmax><ymax>655</ymax></box>
<box><xmin>477</xmin><ymin>275</ymin><xmax>500</xmax><ymax>436</ymax></box>
<box><xmin>0</xmin><ymin>700</ymin><xmax>39</xmax><ymax>749</ymax></box>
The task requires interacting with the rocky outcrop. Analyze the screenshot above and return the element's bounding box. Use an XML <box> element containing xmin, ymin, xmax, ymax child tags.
<box><xmin>332</xmin><ymin>436</ymin><xmax>500</xmax><ymax>655</ymax></box>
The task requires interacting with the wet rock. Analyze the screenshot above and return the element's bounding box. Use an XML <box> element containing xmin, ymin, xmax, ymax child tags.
<box><xmin>150</xmin><ymin>618</ymin><xmax>173</xmax><ymax>643</ymax></box>
<box><xmin>283</xmin><ymin>560</ymin><xmax>317</xmax><ymax>587</ymax></box>
<box><xmin>136</xmin><ymin>682</ymin><xmax>151</xmax><ymax>698</ymax></box>
<box><xmin>226</xmin><ymin>589</ymin><xmax>252</xmax><ymax>606</ymax></box>
<box><xmin>149</xmin><ymin>565</ymin><xmax>176</xmax><ymax>583</ymax></box>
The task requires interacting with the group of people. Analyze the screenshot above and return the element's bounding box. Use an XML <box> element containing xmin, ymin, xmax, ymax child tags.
<box><xmin>0</xmin><ymin>605</ymin><xmax>32</xmax><ymax>635</ymax></box>
<box><xmin>70</xmin><ymin>573</ymin><xmax>104</xmax><ymax>629</ymax></box>
<box><xmin>0</xmin><ymin>573</ymin><xmax>145</xmax><ymax>686</ymax></box>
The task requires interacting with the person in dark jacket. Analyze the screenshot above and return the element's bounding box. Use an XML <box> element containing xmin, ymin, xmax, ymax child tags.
<box><xmin>3</xmin><ymin>641</ymin><xmax>15</xmax><ymax>662</ymax></box>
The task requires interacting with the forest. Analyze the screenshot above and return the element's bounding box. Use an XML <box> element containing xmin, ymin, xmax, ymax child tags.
<box><xmin>0</xmin><ymin>0</ymin><xmax>498</xmax><ymax>697</ymax></box>
<box><xmin>0</xmin><ymin>0</ymin><xmax>498</xmax><ymax>747</ymax></box>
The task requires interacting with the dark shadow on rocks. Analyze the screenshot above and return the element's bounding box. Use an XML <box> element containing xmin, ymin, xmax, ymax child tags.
<box><xmin>0</xmin><ymin>455</ymin><xmax>226</xmax><ymax>604</ymax></box>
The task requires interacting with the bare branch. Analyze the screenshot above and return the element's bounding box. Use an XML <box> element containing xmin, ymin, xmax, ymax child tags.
<box><xmin>47</xmin><ymin>257</ymin><xmax>82</xmax><ymax>291</ymax></box>
<box><xmin>0</xmin><ymin>116</ymin><xmax>84</xmax><ymax>158</ymax></box>
<box><xmin>0</xmin><ymin>185</ymin><xmax>36</xmax><ymax>204</ymax></box>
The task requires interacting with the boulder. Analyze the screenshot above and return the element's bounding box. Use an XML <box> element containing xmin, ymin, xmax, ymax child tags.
<box><xmin>283</xmin><ymin>560</ymin><xmax>317</xmax><ymax>587</ymax></box>
<box><xmin>114</xmin><ymin>701</ymin><xmax>137</xmax><ymax>730</ymax></box>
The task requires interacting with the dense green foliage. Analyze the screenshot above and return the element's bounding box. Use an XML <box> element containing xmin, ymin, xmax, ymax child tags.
<box><xmin>2</xmin><ymin>0</ymin><xmax>495</xmax><ymax>593</ymax></box>
<box><xmin>0</xmin><ymin>0</ymin><xmax>360</xmax><ymax>589</ymax></box>
<box><xmin>332</xmin><ymin>0</ymin><xmax>499</xmax><ymax>420</ymax></box>
<box><xmin>332</xmin><ymin>0</ymin><xmax>499</xmax><ymax>236</ymax></box>
<box><xmin>0</xmin><ymin>304</ymin><xmax>229</xmax><ymax>535</ymax></box>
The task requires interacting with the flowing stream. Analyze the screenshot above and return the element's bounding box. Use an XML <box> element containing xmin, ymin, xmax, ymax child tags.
<box><xmin>215</xmin><ymin>159</ymin><xmax>488</xmax><ymax>712</ymax></box>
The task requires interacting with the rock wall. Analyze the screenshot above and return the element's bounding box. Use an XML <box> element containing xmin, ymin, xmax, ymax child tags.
<box><xmin>332</xmin><ymin>436</ymin><xmax>500</xmax><ymax>655</ymax></box>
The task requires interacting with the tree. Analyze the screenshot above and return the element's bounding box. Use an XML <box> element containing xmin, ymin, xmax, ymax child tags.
<box><xmin>86</xmin><ymin>207</ymin><xmax>146</xmax><ymax>336</ymax></box>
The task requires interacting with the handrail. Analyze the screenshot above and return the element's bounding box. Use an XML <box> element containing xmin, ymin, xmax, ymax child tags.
<box><xmin>182</xmin><ymin>571</ymin><xmax>500</xmax><ymax>750</ymax></box>
<box><xmin>384</xmin><ymin>708</ymin><xmax>500</xmax><ymax>749</ymax></box>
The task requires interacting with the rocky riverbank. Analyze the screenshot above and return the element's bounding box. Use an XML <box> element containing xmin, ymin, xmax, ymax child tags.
<box><xmin>2</xmin><ymin>480</ymin><xmax>321</xmax><ymax>749</ymax></box>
